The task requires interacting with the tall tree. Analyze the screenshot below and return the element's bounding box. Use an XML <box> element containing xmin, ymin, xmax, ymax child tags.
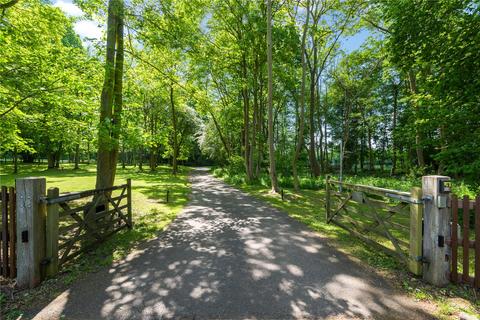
<box><xmin>96</xmin><ymin>0</ymin><xmax>124</xmax><ymax>189</ymax></box>
<box><xmin>292</xmin><ymin>0</ymin><xmax>310</xmax><ymax>191</ymax></box>
<box><xmin>267</xmin><ymin>0</ymin><xmax>279</xmax><ymax>192</ymax></box>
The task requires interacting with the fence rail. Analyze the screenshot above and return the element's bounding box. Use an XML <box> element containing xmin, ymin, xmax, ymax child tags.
<box><xmin>0</xmin><ymin>186</ymin><xmax>16</xmax><ymax>278</ymax></box>
<box><xmin>43</xmin><ymin>180</ymin><xmax>132</xmax><ymax>275</ymax></box>
<box><xmin>325</xmin><ymin>177</ymin><xmax>423</xmax><ymax>275</ymax></box>
<box><xmin>449</xmin><ymin>194</ymin><xmax>480</xmax><ymax>289</ymax></box>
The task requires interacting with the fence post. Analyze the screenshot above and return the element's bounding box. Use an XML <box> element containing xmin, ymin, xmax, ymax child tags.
<box><xmin>46</xmin><ymin>187</ymin><xmax>59</xmax><ymax>277</ymax></box>
<box><xmin>8</xmin><ymin>186</ymin><xmax>16</xmax><ymax>278</ymax></box>
<box><xmin>325</xmin><ymin>176</ymin><xmax>331</xmax><ymax>222</ymax></box>
<box><xmin>422</xmin><ymin>175</ymin><xmax>451</xmax><ymax>286</ymax></box>
<box><xmin>126</xmin><ymin>179</ymin><xmax>132</xmax><ymax>229</ymax></box>
<box><xmin>16</xmin><ymin>177</ymin><xmax>46</xmax><ymax>288</ymax></box>
<box><xmin>2</xmin><ymin>186</ymin><xmax>8</xmax><ymax>277</ymax></box>
<box><xmin>409</xmin><ymin>187</ymin><xmax>423</xmax><ymax>275</ymax></box>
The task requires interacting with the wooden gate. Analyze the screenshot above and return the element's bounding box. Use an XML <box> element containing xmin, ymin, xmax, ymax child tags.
<box><xmin>325</xmin><ymin>177</ymin><xmax>423</xmax><ymax>274</ymax></box>
<box><xmin>449</xmin><ymin>195</ymin><xmax>480</xmax><ymax>288</ymax></box>
<box><xmin>41</xmin><ymin>180</ymin><xmax>132</xmax><ymax>273</ymax></box>
<box><xmin>0</xmin><ymin>186</ymin><xmax>16</xmax><ymax>278</ymax></box>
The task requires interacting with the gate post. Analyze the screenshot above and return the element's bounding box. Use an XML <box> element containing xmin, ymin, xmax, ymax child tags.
<box><xmin>422</xmin><ymin>175</ymin><xmax>451</xmax><ymax>286</ymax></box>
<box><xmin>46</xmin><ymin>187</ymin><xmax>59</xmax><ymax>277</ymax></box>
<box><xmin>15</xmin><ymin>177</ymin><xmax>46</xmax><ymax>288</ymax></box>
<box><xmin>409</xmin><ymin>187</ymin><xmax>423</xmax><ymax>275</ymax></box>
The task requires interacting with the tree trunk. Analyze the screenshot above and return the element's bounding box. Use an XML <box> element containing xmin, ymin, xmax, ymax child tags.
<box><xmin>209</xmin><ymin>111</ymin><xmax>231</xmax><ymax>158</ymax></box>
<box><xmin>47</xmin><ymin>153</ymin><xmax>55</xmax><ymax>169</ymax></box>
<box><xmin>367</xmin><ymin>126</ymin><xmax>374</xmax><ymax>172</ymax></box>
<box><xmin>408</xmin><ymin>70</ymin><xmax>425</xmax><ymax>168</ymax></box>
<box><xmin>390</xmin><ymin>84</ymin><xmax>398</xmax><ymax>176</ymax></box>
<box><xmin>55</xmin><ymin>146</ymin><xmax>61</xmax><ymax>168</ymax></box>
<box><xmin>96</xmin><ymin>0</ymin><xmax>124</xmax><ymax>189</ymax></box>
<box><xmin>170</xmin><ymin>84</ymin><xmax>179</xmax><ymax>175</ymax></box>
<box><xmin>138</xmin><ymin>147</ymin><xmax>143</xmax><ymax>171</ymax></box>
<box><xmin>252</xmin><ymin>69</ymin><xmax>259</xmax><ymax>179</ymax></box>
<box><xmin>13</xmin><ymin>146</ymin><xmax>18</xmax><ymax>174</ymax></box>
<box><xmin>86</xmin><ymin>140</ymin><xmax>90</xmax><ymax>164</ymax></box>
<box><xmin>242</xmin><ymin>56</ymin><xmax>254</xmax><ymax>182</ymax></box>
<box><xmin>149</xmin><ymin>147</ymin><xmax>156</xmax><ymax>171</ymax></box>
<box><xmin>292</xmin><ymin>0</ymin><xmax>310</xmax><ymax>191</ymax></box>
<box><xmin>267</xmin><ymin>0</ymin><xmax>279</xmax><ymax>192</ymax></box>
<box><xmin>360</xmin><ymin>136</ymin><xmax>365</xmax><ymax>171</ymax></box>
<box><xmin>308</xmin><ymin>41</ymin><xmax>320</xmax><ymax>177</ymax></box>
<box><xmin>74</xmin><ymin>143</ymin><xmax>80</xmax><ymax>170</ymax></box>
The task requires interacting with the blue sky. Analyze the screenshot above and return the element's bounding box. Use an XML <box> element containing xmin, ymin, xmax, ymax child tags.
<box><xmin>54</xmin><ymin>0</ymin><xmax>370</xmax><ymax>52</ymax></box>
<box><xmin>341</xmin><ymin>29</ymin><xmax>371</xmax><ymax>53</ymax></box>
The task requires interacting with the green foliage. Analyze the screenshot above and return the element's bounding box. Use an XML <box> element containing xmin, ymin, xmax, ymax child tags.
<box><xmin>0</xmin><ymin>0</ymin><xmax>101</xmax><ymax>164</ymax></box>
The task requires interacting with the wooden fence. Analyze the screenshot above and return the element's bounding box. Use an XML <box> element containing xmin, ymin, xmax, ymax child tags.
<box><xmin>0</xmin><ymin>186</ymin><xmax>16</xmax><ymax>278</ymax></box>
<box><xmin>40</xmin><ymin>179</ymin><xmax>132</xmax><ymax>275</ymax></box>
<box><xmin>325</xmin><ymin>177</ymin><xmax>423</xmax><ymax>275</ymax></box>
<box><xmin>449</xmin><ymin>195</ymin><xmax>480</xmax><ymax>289</ymax></box>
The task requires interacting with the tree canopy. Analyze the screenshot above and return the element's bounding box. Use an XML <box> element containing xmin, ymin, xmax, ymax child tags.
<box><xmin>1</xmin><ymin>0</ymin><xmax>479</xmax><ymax>185</ymax></box>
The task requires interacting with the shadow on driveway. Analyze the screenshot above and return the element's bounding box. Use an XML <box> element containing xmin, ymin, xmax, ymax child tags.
<box><xmin>30</xmin><ymin>168</ymin><xmax>434</xmax><ymax>319</ymax></box>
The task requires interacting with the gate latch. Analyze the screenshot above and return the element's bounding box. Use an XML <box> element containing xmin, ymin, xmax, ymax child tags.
<box><xmin>438</xmin><ymin>235</ymin><xmax>445</xmax><ymax>247</ymax></box>
<box><xmin>21</xmin><ymin>230</ymin><xmax>28</xmax><ymax>243</ymax></box>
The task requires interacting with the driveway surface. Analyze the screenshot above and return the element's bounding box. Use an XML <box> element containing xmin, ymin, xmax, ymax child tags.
<box><xmin>31</xmin><ymin>168</ymin><xmax>434</xmax><ymax>319</ymax></box>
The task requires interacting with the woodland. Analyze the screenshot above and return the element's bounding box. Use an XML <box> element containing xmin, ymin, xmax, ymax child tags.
<box><xmin>0</xmin><ymin>0</ymin><xmax>479</xmax><ymax>192</ymax></box>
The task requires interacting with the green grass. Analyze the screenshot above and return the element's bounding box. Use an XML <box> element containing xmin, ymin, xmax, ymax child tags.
<box><xmin>213</xmin><ymin>167</ymin><xmax>480</xmax><ymax>319</ymax></box>
<box><xmin>212</xmin><ymin>167</ymin><xmax>480</xmax><ymax>197</ymax></box>
<box><xmin>0</xmin><ymin>163</ymin><xmax>191</xmax><ymax>318</ymax></box>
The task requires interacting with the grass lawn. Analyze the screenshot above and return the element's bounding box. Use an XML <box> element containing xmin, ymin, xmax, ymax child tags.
<box><xmin>213</xmin><ymin>168</ymin><xmax>480</xmax><ymax>319</ymax></box>
<box><xmin>0</xmin><ymin>163</ymin><xmax>191</xmax><ymax>319</ymax></box>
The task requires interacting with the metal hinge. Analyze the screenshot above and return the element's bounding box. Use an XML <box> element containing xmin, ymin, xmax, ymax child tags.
<box><xmin>386</xmin><ymin>193</ymin><xmax>424</xmax><ymax>204</ymax></box>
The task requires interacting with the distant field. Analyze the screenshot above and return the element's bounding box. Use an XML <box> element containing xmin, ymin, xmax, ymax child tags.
<box><xmin>0</xmin><ymin>163</ymin><xmax>191</xmax><ymax>262</ymax></box>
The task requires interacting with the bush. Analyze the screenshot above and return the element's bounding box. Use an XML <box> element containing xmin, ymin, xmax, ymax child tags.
<box><xmin>227</xmin><ymin>155</ymin><xmax>245</xmax><ymax>174</ymax></box>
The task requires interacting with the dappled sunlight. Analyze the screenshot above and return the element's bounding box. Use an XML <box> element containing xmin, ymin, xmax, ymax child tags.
<box><xmin>31</xmin><ymin>169</ymin><xmax>433</xmax><ymax>320</ymax></box>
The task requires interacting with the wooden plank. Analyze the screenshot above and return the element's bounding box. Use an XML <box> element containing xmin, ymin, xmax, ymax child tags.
<box><xmin>422</xmin><ymin>175</ymin><xmax>451</xmax><ymax>286</ymax></box>
<box><xmin>329</xmin><ymin>180</ymin><xmax>411</xmax><ymax>198</ymax></box>
<box><xmin>339</xmin><ymin>214</ymin><xmax>409</xmax><ymax>248</ymax></box>
<box><xmin>451</xmin><ymin>195</ymin><xmax>458</xmax><ymax>283</ymax></box>
<box><xmin>8</xmin><ymin>187</ymin><xmax>16</xmax><ymax>278</ymax></box>
<box><xmin>59</xmin><ymin>202</ymin><xmax>94</xmax><ymax>218</ymax></box>
<box><xmin>456</xmin><ymin>199</ymin><xmax>475</xmax><ymax>210</ymax></box>
<box><xmin>0</xmin><ymin>230</ymin><xmax>2</xmax><ymax>275</ymax></box>
<box><xmin>463</xmin><ymin>196</ymin><xmax>470</xmax><ymax>283</ymax></box>
<box><xmin>42</xmin><ymin>184</ymin><xmax>128</xmax><ymax>205</ymax></box>
<box><xmin>449</xmin><ymin>238</ymin><xmax>475</xmax><ymax>248</ymax></box>
<box><xmin>364</xmin><ymin>197</ymin><xmax>408</xmax><ymax>264</ymax></box>
<box><xmin>46</xmin><ymin>188</ymin><xmax>60</xmax><ymax>277</ymax></box>
<box><xmin>60</xmin><ymin>202</ymin><xmax>103</xmax><ymax>241</ymax></box>
<box><xmin>2</xmin><ymin>186</ymin><xmax>8</xmax><ymax>277</ymax></box>
<box><xmin>327</xmin><ymin>193</ymin><xmax>352</xmax><ymax>223</ymax></box>
<box><xmin>331</xmin><ymin>219</ymin><xmax>401</xmax><ymax>259</ymax></box>
<box><xmin>60</xmin><ymin>224</ymin><xmax>128</xmax><ymax>265</ymax></box>
<box><xmin>127</xmin><ymin>179</ymin><xmax>132</xmax><ymax>228</ymax></box>
<box><xmin>475</xmin><ymin>195</ymin><xmax>480</xmax><ymax>289</ymax></box>
<box><xmin>15</xmin><ymin>177</ymin><xmax>47</xmax><ymax>289</ymax></box>
<box><xmin>59</xmin><ymin>226</ymin><xmax>83</xmax><ymax>266</ymax></box>
<box><xmin>59</xmin><ymin>231</ymin><xmax>90</xmax><ymax>251</ymax></box>
<box><xmin>59</xmin><ymin>221</ymin><xmax>82</xmax><ymax>235</ymax></box>
<box><xmin>105</xmin><ymin>194</ymin><xmax>130</xmax><ymax>226</ymax></box>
